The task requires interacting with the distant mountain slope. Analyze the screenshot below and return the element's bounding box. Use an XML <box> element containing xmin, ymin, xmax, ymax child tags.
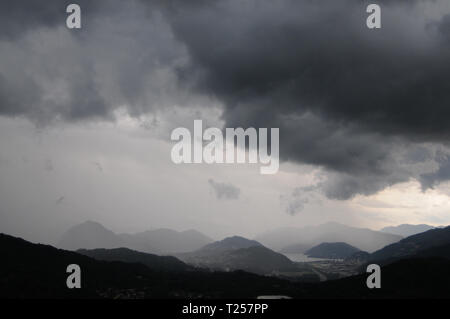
<box><xmin>77</xmin><ymin>248</ymin><xmax>191</xmax><ymax>272</ymax></box>
<box><xmin>180</xmin><ymin>246</ymin><xmax>298</xmax><ymax>275</ymax></box>
<box><xmin>58</xmin><ymin>221</ymin><xmax>212</xmax><ymax>254</ymax></box>
<box><xmin>370</xmin><ymin>226</ymin><xmax>450</xmax><ymax>262</ymax></box>
<box><xmin>177</xmin><ymin>236</ymin><xmax>297</xmax><ymax>275</ymax></box>
<box><xmin>220</xmin><ymin>246</ymin><xmax>298</xmax><ymax>275</ymax></box>
<box><xmin>380</xmin><ymin>224</ymin><xmax>435</xmax><ymax>237</ymax></box>
<box><xmin>200</xmin><ymin>236</ymin><xmax>262</xmax><ymax>252</ymax></box>
<box><xmin>305</xmin><ymin>242</ymin><xmax>361</xmax><ymax>259</ymax></box>
<box><xmin>58</xmin><ymin>221</ymin><xmax>128</xmax><ymax>251</ymax></box>
<box><xmin>255</xmin><ymin>222</ymin><xmax>402</xmax><ymax>253</ymax></box>
<box><xmin>131</xmin><ymin>228</ymin><xmax>212</xmax><ymax>253</ymax></box>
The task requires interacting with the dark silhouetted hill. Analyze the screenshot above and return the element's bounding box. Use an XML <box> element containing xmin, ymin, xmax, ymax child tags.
<box><xmin>0</xmin><ymin>232</ymin><xmax>153</xmax><ymax>298</ymax></box>
<box><xmin>414</xmin><ymin>243</ymin><xmax>450</xmax><ymax>259</ymax></box>
<box><xmin>306</xmin><ymin>257</ymin><xmax>450</xmax><ymax>298</ymax></box>
<box><xmin>370</xmin><ymin>226</ymin><xmax>450</xmax><ymax>263</ymax></box>
<box><xmin>77</xmin><ymin>247</ymin><xmax>190</xmax><ymax>272</ymax></box>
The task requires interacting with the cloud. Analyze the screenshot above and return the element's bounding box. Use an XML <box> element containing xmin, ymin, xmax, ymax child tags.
<box><xmin>0</xmin><ymin>0</ymin><xmax>201</xmax><ymax>125</ymax></box>
<box><xmin>281</xmin><ymin>185</ymin><xmax>322</xmax><ymax>215</ymax></box>
<box><xmin>2</xmin><ymin>0</ymin><xmax>450</xmax><ymax>200</ymax></box>
<box><xmin>166</xmin><ymin>0</ymin><xmax>450</xmax><ymax>137</ymax></box>
<box><xmin>419</xmin><ymin>149</ymin><xmax>450</xmax><ymax>190</ymax></box>
<box><xmin>208</xmin><ymin>178</ymin><xmax>240</xmax><ymax>200</ymax></box>
<box><xmin>56</xmin><ymin>196</ymin><xmax>65</xmax><ymax>205</ymax></box>
<box><xmin>92</xmin><ymin>162</ymin><xmax>103</xmax><ymax>172</ymax></box>
<box><xmin>44</xmin><ymin>159</ymin><xmax>54</xmax><ymax>172</ymax></box>
<box><xmin>163</xmin><ymin>0</ymin><xmax>450</xmax><ymax>198</ymax></box>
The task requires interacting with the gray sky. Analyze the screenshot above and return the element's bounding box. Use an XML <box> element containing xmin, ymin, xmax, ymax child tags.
<box><xmin>1</xmin><ymin>0</ymin><xmax>450</xmax><ymax>244</ymax></box>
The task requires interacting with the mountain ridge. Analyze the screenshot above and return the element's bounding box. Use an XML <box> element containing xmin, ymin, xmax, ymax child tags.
<box><xmin>58</xmin><ymin>221</ymin><xmax>213</xmax><ymax>254</ymax></box>
<box><xmin>256</xmin><ymin>222</ymin><xmax>402</xmax><ymax>253</ymax></box>
<box><xmin>370</xmin><ymin>225</ymin><xmax>450</xmax><ymax>263</ymax></box>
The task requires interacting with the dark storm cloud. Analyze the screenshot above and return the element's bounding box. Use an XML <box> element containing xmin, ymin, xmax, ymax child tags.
<box><xmin>1</xmin><ymin>0</ymin><xmax>450</xmax><ymax>199</ymax></box>
<box><xmin>0</xmin><ymin>0</ymin><xmax>107</xmax><ymax>122</ymax></box>
<box><xmin>164</xmin><ymin>0</ymin><xmax>450</xmax><ymax>137</ymax></box>
<box><xmin>0</xmin><ymin>0</ymin><xmax>65</xmax><ymax>39</ymax></box>
<box><xmin>0</xmin><ymin>0</ymin><xmax>102</xmax><ymax>40</ymax></box>
<box><xmin>208</xmin><ymin>179</ymin><xmax>240</xmax><ymax>200</ymax></box>
<box><xmin>436</xmin><ymin>14</ymin><xmax>450</xmax><ymax>43</ymax></box>
<box><xmin>161</xmin><ymin>0</ymin><xmax>450</xmax><ymax>198</ymax></box>
<box><xmin>419</xmin><ymin>149</ymin><xmax>450</xmax><ymax>190</ymax></box>
<box><xmin>0</xmin><ymin>0</ymin><xmax>189</xmax><ymax>124</ymax></box>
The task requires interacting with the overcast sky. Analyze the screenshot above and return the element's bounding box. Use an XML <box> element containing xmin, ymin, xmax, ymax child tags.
<box><xmin>1</xmin><ymin>0</ymin><xmax>450</xmax><ymax>244</ymax></box>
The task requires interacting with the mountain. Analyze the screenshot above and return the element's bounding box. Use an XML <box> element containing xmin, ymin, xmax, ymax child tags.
<box><xmin>0</xmin><ymin>232</ymin><xmax>307</xmax><ymax>298</ymax></box>
<box><xmin>130</xmin><ymin>228</ymin><xmax>212</xmax><ymax>253</ymax></box>
<box><xmin>255</xmin><ymin>222</ymin><xmax>402</xmax><ymax>253</ymax></box>
<box><xmin>199</xmin><ymin>236</ymin><xmax>262</xmax><ymax>252</ymax></box>
<box><xmin>0</xmin><ymin>232</ymin><xmax>154</xmax><ymax>298</ymax></box>
<box><xmin>58</xmin><ymin>221</ymin><xmax>159</xmax><ymax>253</ymax></box>
<box><xmin>305</xmin><ymin>242</ymin><xmax>361</xmax><ymax>259</ymax></box>
<box><xmin>3</xmin><ymin>232</ymin><xmax>450</xmax><ymax>298</ymax></box>
<box><xmin>58</xmin><ymin>221</ymin><xmax>128</xmax><ymax>251</ymax></box>
<box><xmin>370</xmin><ymin>226</ymin><xmax>450</xmax><ymax>263</ymax></box>
<box><xmin>180</xmin><ymin>246</ymin><xmax>298</xmax><ymax>275</ymax></box>
<box><xmin>380</xmin><ymin>224</ymin><xmax>435</xmax><ymax>237</ymax></box>
<box><xmin>177</xmin><ymin>236</ymin><xmax>297</xmax><ymax>275</ymax></box>
<box><xmin>58</xmin><ymin>221</ymin><xmax>212</xmax><ymax>254</ymax></box>
<box><xmin>77</xmin><ymin>248</ymin><xmax>190</xmax><ymax>272</ymax></box>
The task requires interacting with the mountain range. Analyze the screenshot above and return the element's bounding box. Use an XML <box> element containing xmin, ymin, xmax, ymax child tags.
<box><xmin>255</xmin><ymin>222</ymin><xmax>402</xmax><ymax>253</ymax></box>
<box><xmin>52</xmin><ymin>220</ymin><xmax>450</xmax><ymax>281</ymax></box>
<box><xmin>3</xmin><ymin>232</ymin><xmax>450</xmax><ymax>298</ymax></box>
<box><xmin>58</xmin><ymin>221</ymin><xmax>213</xmax><ymax>254</ymax></box>
<box><xmin>380</xmin><ymin>224</ymin><xmax>435</xmax><ymax>237</ymax></box>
